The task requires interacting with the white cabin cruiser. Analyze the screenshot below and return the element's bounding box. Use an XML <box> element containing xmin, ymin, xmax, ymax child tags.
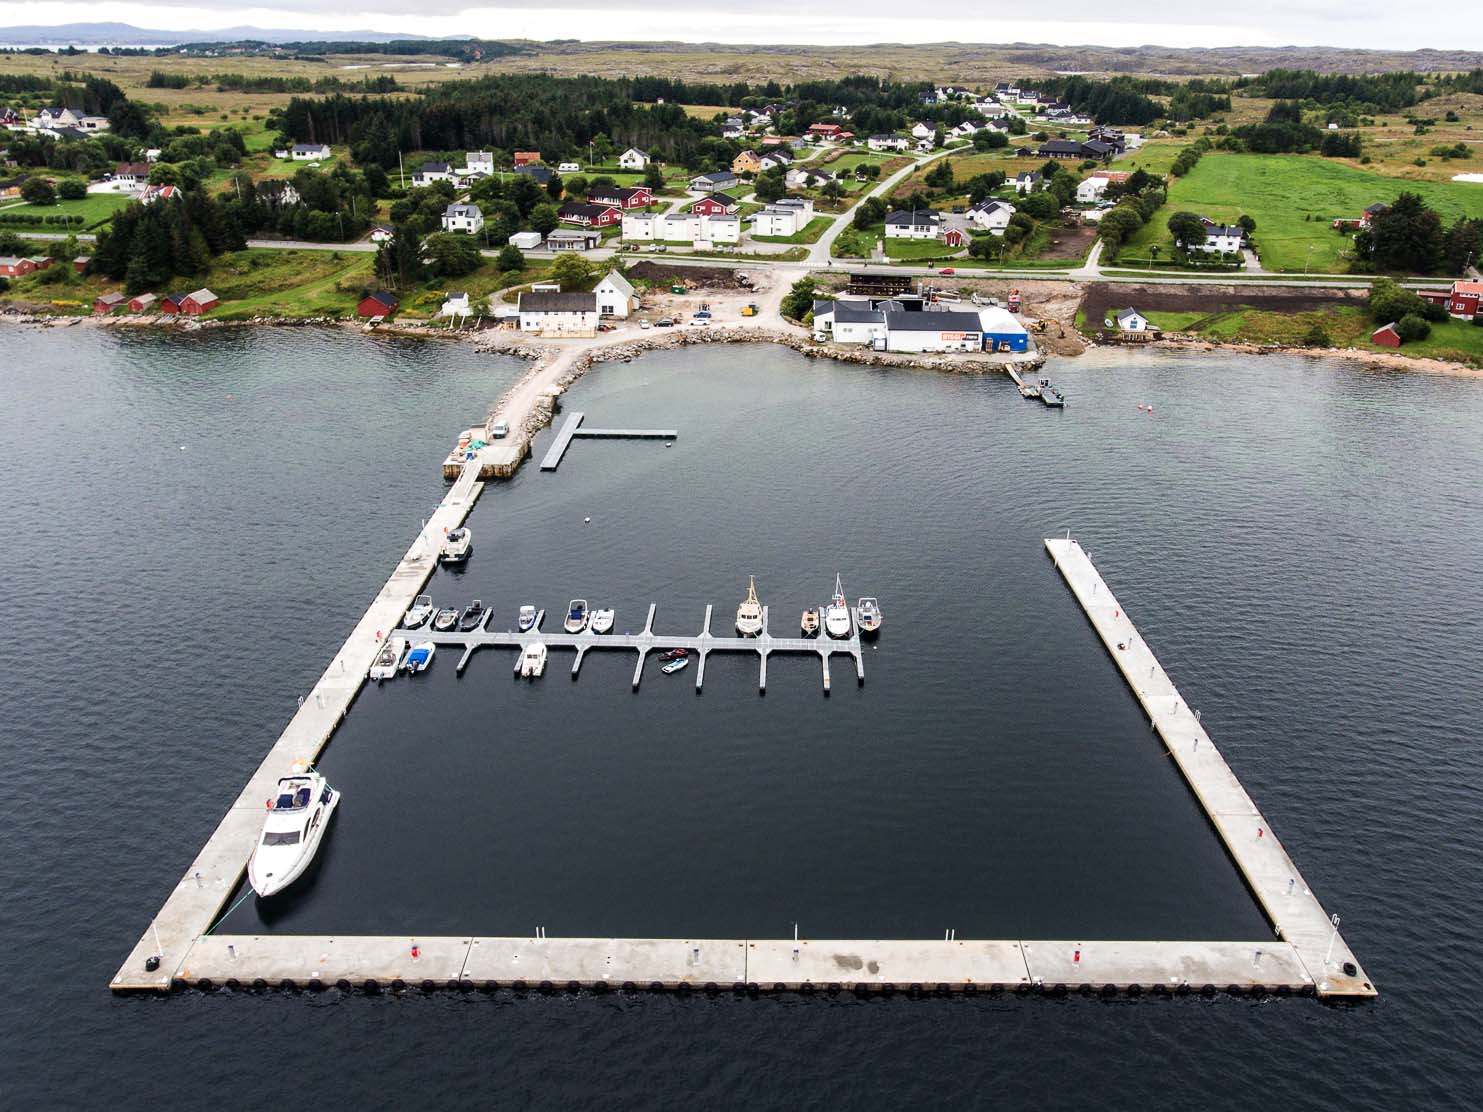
<box><xmin>520</xmin><ymin>642</ymin><xmax>548</xmax><ymax>678</ymax></box>
<box><xmin>825</xmin><ymin>574</ymin><xmax>852</xmax><ymax>639</ymax></box>
<box><xmin>857</xmin><ymin>597</ymin><xmax>883</xmax><ymax>635</ymax></box>
<box><xmin>518</xmin><ymin>605</ymin><xmax>538</xmax><ymax>632</ymax></box>
<box><xmin>736</xmin><ymin>576</ymin><xmax>764</xmax><ymax>637</ymax></box>
<box><xmin>248</xmin><ymin>770</ymin><xmax>339</xmax><ymax>898</ymax></box>
<box><xmin>404</xmin><ymin>595</ymin><xmax>434</xmax><ymax>629</ymax></box>
<box><xmin>368</xmin><ymin>636</ymin><xmax>406</xmax><ymax>681</ymax></box>
<box><xmin>590</xmin><ymin>608</ymin><xmax>615</xmax><ymax>634</ymax></box>
<box><xmin>440</xmin><ymin>528</ymin><xmax>472</xmax><ymax>565</ymax></box>
<box><xmin>564</xmin><ymin>599</ymin><xmax>589</xmax><ymax>634</ymax></box>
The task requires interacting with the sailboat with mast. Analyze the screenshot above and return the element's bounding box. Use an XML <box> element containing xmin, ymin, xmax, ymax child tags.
<box><xmin>824</xmin><ymin>574</ymin><xmax>852</xmax><ymax>639</ymax></box>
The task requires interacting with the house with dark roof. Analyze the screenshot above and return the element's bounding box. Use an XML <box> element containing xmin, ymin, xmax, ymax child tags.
<box><xmin>518</xmin><ymin>290</ymin><xmax>599</xmax><ymax>336</ymax></box>
<box><xmin>515</xmin><ymin>164</ymin><xmax>554</xmax><ymax>186</ymax></box>
<box><xmin>589</xmin><ymin>185</ymin><xmax>652</xmax><ymax>210</ymax></box>
<box><xmin>689</xmin><ymin>170</ymin><xmax>740</xmax><ymax>193</ymax></box>
<box><xmin>1037</xmin><ymin>139</ymin><xmax>1085</xmax><ymax>160</ymax></box>
<box><xmin>558</xmin><ymin>202</ymin><xmax>622</xmax><ymax>228</ymax></box>
<box><xmin>441</xmin><ymin>203</ymin><xmax>485</xmax><ymax>234</ymax></box>
<box><xmin>884</xmin><ymin>209</ymin><xmax>942</xmax><ymax>239</ymax></box>
<box><xmin>413</xmin><ymin>162</ymin><xmax>454</xmax><ymax>186</ymax></box>
<box><xmin>358</xmin><ymin>291</ymin><xmax>400</xmax><ymax>318</ymax></box>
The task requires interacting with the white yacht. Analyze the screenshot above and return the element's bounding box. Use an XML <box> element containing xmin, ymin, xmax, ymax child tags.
<box><xmin>368</xmin><ymin>636</ymin><xmax>406</xmax><ymax>681</ymax></box>
<box><xmin>736</xmin><ymin>576</ymin><xmax>764</xmax><ymax>637</ymax></box>
<box><xmin>440</xmin><ymin>528</ymin><xmax>472</xmax><ymax>565</ymax></box>
<box><xmin>825</xmin><ymin>575</ymin><xmax>852</xmax><ymax>639</ymax></box>
<box><xmin>590</xmin><ymin>608</ymin><xmax>615</xmax><ymax>634</ymax></box>
<box><xmin>518</xmin><ymin>605</ymin><xmax>538</xmax><ymax>632</ymax></box>
<box><xmin>519</xmin><ymin>642</ymin><xmax>548</xmax><ymax>678</ymax></box>
<box><xmin>403</xmin><ymin>595</ymin><xmax>434</xmax><ymax>629</ymax></box>
<box><xmin>857</xmin><ymin>597</ymin><xmax>883</xmax><ymax>636</ymax></box>
<box><xmin>248</xmin><ymin>769</ymin><xmax>339</xmax><ymax>898</ymax></box>
<box><xmin>402</xmin><ymin>641</ymin><xmax>435</xmax><ymax>672</ymax></box>
<box><xmin>564</xmin><ymin>599</ymin><xmax>589</xmax><ymax>634</ymax></box>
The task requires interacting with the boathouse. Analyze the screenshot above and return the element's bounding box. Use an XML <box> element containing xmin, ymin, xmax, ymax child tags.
<box><xmin>92</xmin><ymin>292</ymin><xmax>125</xmax><ymax>314</ymax></box>
<box><xmin>357</xmin><ymin>290</ymin><xmax>400</xmax><ymax>318</ymax></box>
<box><xmin>181</xmin><ymin>288</ymin><xmax>219</xmax><ymax>315</ymax></box>
<box><xmin>1371</xmin><ymin>322</ymin><xmax>1402</xmax><ymax>348</ymax></box>
<box><xmin>127</xmin><ymin>293</ymin><xmax>156</xmax><ymax>312</ymax></box>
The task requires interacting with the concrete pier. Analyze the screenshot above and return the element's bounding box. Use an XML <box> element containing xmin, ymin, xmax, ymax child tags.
<box><xmin>402</xmin><ymin>603</ymin><xmax>866</xmax><ymax>695</ymax></box>
<box><xmin>110</xmin><ymin>463</ymin><xmax>486</xmax><ymax>991</ymax></box>
<box><xmin>539</xmin><ymin>411</ymin><xmax>678</xmax><ymax>471</ymax></box>
<box><xmin>1044</xmin><ymin>537</ymin><xmax>1375</xmax><ymax>998</ymax></box>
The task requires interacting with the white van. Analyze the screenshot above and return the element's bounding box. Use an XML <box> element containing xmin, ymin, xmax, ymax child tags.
<box><xmin>491</xmin><ymin>420</ymin><xmax>509</xmax><ymax>439</ymax></box>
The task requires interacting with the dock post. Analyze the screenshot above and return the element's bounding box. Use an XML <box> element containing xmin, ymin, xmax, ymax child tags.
<box><xmin>572</xmin><ymin>648</ymin><xmax>585</xmax><ymax>679</ymax></box>
<box><xmin>702</xmin><ymin>604</ymin><xmax>713</xmax><ymax>638</ymax></box>
<box><xmin>696</xmin><ymin>650</ymin><xmax>706</xmax><ymax>692</ymax></box>
<box><xmin>821</xmin><ymin>651</ymin><xmax>831</xmax><ymax>693</ymax></box>
<box><xmin>855</xmin><ymin>650</ymin><xmax>865</xmax><ymax>684</ymax></box>
<box><xmin>632</xmin><ymin>650</ymin><xmax>645</xmax><ymax>690</ymax></box>
<box><xmin>457</xmin><ymin>645</ymin><xmax>476</xmax><ymax>674</ymax></box>
<box><xmin>758</xmin><ymin>650</ymin><xmax>767</xmax><ymax>694</ymax></box>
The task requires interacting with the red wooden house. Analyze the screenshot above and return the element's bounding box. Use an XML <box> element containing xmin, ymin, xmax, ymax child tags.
<box><xmin>1371</xmin><ymin>322</ymin><xmax>1402</xmax><ymax>348</ymax></box>
<box><xmin>181</xmin><ymin>288</ymin><xmax>219</xmax><ymax>315</ymax></box>
<box><xmin>513</xmin><ymin>151</ymin><xmax>542</xmax><ymax>167</ymax></box>
<box><xmin>589</xmin><ymin>185</ymin><xmax>652</xmax><ymax>210</ymax></box>
<box><xmin>807</xmin><ymin>123</ymin><xmax>842</xmax><ymax>138</ymax></box>
<box><xmin>0</xmin><ymin>256</ymin><xmax>36</xmax><ymax>277</ymax></box>
<box><xmin>690</xmin><ymin>193</ymin><xmax>738</xmax><ymax>217</ymax></box>
<box><xmin>942</xmin><ymin>227</ymin><xmax>966</xmax><ymax>248</ymax></box>
<box><xmin>558</xmin><ymin>202</ymin><xmax>621</xmax><ymax>228</ymax></box>
<box><xmin>357</xmin><ymin>290</ymin><xmax>400</xmax><ymax>318</ymax></box>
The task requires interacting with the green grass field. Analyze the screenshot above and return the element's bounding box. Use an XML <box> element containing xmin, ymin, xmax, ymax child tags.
<box><xmin>1124</xmin><ymin>153</ymin><xmax>1483</xmax><ymax>273</ymax></box>
<box><xmin>1</xmin><ymin>192</ymin><xmax>134</xmax><ymax>228</ymax></box>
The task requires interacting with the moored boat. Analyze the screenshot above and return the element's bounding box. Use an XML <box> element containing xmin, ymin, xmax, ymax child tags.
<box><xmin>433</xmin><ymin>607</ymin><xmax>459</xmax><ymax>632</ymax></box>
<box><xmin>459</xmin><ymin>599</ymin><xmax>488</xmax><ymax>631</ymax></box>
<box><xmin>1018</xmin><ymin>382</ymin><xmax>1041</xmax><ymax>399</ymax></box>
<box><xmin>662</xmin><ymin>655</ymin><xmax>690</xmax><ymax>675</ymax></box>
<box><xmin>403</xmin><ymin>594</ymin><xmax>434</xmax><ymax>628</ymax></box>
<box><xmin>801</xmin><ymin>608</ymin><xmax>820</xmax><ymax>637</ymax></box>
<box><xmin>518</xmin><ymin>604</ymin><xmax>538</xmax><ymax>632</ymax></box>
<box><xmin>590</xmin><ymin>608</ymin><xmax>615</xmax><ymax>635</ymax></box>
<box><xmin>440</xmin><ymin>527</ymin><xmax>472</xmax><ymax>565</ymax></box>
<box><xmin>825</xmin><ymin>574</ymin><xmax>852</xmax><ymax>639</ymax></box>
<box><xmin>660</xmin><ymin>647</ymin><xmax>688</xmax><ymax>661</ymax></box>
<box><xmin>402</xmin><ymin>641</ymin><xmax>435</xmax><ymax>672</ymax></box>
<box><xmin>248</xmin><ymin>769</ymin><xmax>339</xmax><ymax>898</ymax></box>
<box><xmin>736</xmin><ymin>576</ymin><xmax>764</xmax><ymax>637</ymax></box>
<box><xmin>368</xmin><ymin>636</ymin><xmax>406</xmax><ymax>681</ymax></box>
<box><xmin>564</xmin><ymin>599</ymin><xmax>589</xmax><ymax>634</ymax></box>
<box><xmin>857</xmin><ymin>597</ymin><xmax>883</xmax><ymax>636</ymax></box>
<box><xmin>519</xmin><ymin>642</ymin><xmax>548</xmax><ymax>678</ymax></box>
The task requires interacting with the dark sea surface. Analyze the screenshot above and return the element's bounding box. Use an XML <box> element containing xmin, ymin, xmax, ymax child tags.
<box><xmin>2</xmin><ymin>327</ymin><xmax>1480</xmax><ymax>1109</ymax></box>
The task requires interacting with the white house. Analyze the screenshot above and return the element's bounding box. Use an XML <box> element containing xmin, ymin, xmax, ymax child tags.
<box><xmin>868</xmin><ymin>134</ymin><xmax>909</xmax><ymax>152</ymax></box>
<box><xmin>966</xmin><ymin>200</ymin><xmax>1015</xmax><ymax>234</ymax></box>
<box><xmin>465</xmin><ymin>151</ymin><xmax>494</xmax><ymax>175</ymax></box>
<box><xmin>369</xmin><ymin>226</ymin><xmax>394</xmax><ymax>243</ymax></box>
<box><xmin>759</xmin><ymin>151</ymin><xmax>793</xmax><ymax>172</ymax></box>
<box><xmin>1075</xmin><ymin>176</ymin><xmax>1110</xmax><ymax>203</ymax></box>
<box><xmin>1116</xmin><ymin>308</ymin><xmax>1150</xmax><ymax>332</ymax></box>
<box><xmin>1187</xmin><ymin>220</ymin><xmax>1246</xmax><ymax>254</ymax></box>
<box><xmin>884</xmin><ymin>209</ymin><xmax>941</xmax><ymax>239</ymax></box>
<box><xmin>413</xmin><ymin>162</ymin><xmax>454</xmax><ymax>186</ymax></box>
<box><xmin>618</xmin><ymin>148</ymin><xmax>649</xmax><ymax>171</ymax></box>
<box><xmin>1011</xmin><ymin>172</ymin><xmax>1043</xmax><ymax>195</ymax></box>
<box><xmin>441</xmin><ymin>203</ymin><xmax>485</xmax><ymax>234</ymax></box>
<box><xmin>699</xmin><ymin>214</ymin><xmax>740</xmax><ymax>244</ymax></box>
<box><xmin>911</xmin><ymin>122</ymin><xmax>934</xmax><ymax>140</ymax></box>
<box><xmin>752</xmin><ymin>205</ymin><xmax>803</xmax><ymax>237</ymax></box>
<box><xmin>622</xmin><ymin>212</ymin><xmax>658</xmax><ymax>241</ymax></box>
<box><xmin>33</xmin><ymin>107</ymin><xmax>78</xmax><ymax>128</ymax></box>
<box><xmin>291</xmin><ymin>143</ymin><xmax>331</xmax><ymax>161</ymax></box>
<box><xmin>594</xmin><ymin>271</ymin><xmax>635</xmax><ymax>318</ymax></box>
<box><xmin>77</xmin><ymin>116</ymin><xmax>111</xmax><ymax>131</ymax></box>
<box><xmin>440</xmin><ymin>292</ymin><xmax>472</xmax><ymax>318</ymax></box>
<box><xmin>831</xmin><ymin>302</ymin><xmax>888</xmax><ymax>345</ymax></box>
<box><xmin>518</xmin><ymin>290</ymin><xmax>599</xmax><ymax>336</ymax></box>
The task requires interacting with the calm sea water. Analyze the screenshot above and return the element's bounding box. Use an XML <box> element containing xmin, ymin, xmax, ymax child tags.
<box><xmin>2</xmin><ymin>327</ymin><xmax>1480</xmax><ymax>1108</ymax></box>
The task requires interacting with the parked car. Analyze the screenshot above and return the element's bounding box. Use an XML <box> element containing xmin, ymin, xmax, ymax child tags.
<box><xmin>693</xmin><ymin>310</ymin><xmax>712</xmax><ymax>319</ymax></box>
<box><xmin>655</xmin><ymin>318</ymin><xmax>674</xmax><ymax>327</ymax></box>
<box><xmin>940</xmin><ymin>267</ymin><xmax>956</xmax><ymax>275</ymax></box>
<box><xmin>490</xmin><ymin>420</ymin><xmax>509</xmax><ymax>439</ymax></box>
<box><xmin>639</xmin><ymin>319</ymin><xmax>653</xmax><ymax>329</ymax></box>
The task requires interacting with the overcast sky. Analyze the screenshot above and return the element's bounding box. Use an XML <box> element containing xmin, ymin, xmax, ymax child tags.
<box><xmin>0</xmin><ymin>0</ymin><xmax>1470</xmax><ymax>53</ymax></box>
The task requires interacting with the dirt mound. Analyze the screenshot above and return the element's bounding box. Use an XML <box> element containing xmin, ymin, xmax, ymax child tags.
<box><xmin>627</xmin><ymin>262</ymin><xmax>746</xmax><ymax>289</ymax></box>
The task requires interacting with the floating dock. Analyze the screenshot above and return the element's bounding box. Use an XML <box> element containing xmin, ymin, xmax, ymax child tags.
<box><xmin>539</xmin><ymin>411</ymin><xmax>678</xmax><ymax>471</ymax></box>
<box><xmin>1044</xmin><ymin>536</ymin><xmax>1374</xmax><ymax>998</ymax></box>
<box><xmin>429</xmin><ymin>603</ymin><xmax>864</xmax><ymax>693</ymax></box>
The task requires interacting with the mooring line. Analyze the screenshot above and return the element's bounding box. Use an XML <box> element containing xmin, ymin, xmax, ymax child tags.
<box><xmin>202</xmin><ymin>886</ymin><xmax>255</xmax><ymax>937</ymax></box>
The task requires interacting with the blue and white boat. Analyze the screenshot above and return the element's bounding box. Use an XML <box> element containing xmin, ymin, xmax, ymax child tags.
<box><xmin>564</xmin><ymin>599</ymin><xmax>589</xmax><ymax>634</ymax></box>
<box><xmin>402</xmin><ymin>641</ymin><xmax>435</xmax><ymax>673</ymax></box>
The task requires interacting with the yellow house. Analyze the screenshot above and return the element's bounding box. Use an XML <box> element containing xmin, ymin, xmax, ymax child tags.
<box><xmin>731</xmin><ymin>150</ymin><xmax>762</xmax><ymax>175</ymax></box>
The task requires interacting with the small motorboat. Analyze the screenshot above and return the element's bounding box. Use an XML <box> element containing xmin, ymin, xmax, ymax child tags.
<box><xmin>660</xmin><ymin>648</ymin><xmax>688</xmax><ymax>661</ymax></box>
<box><xmin>564</xmin><ymin>599</ymin><xmax>589</xmax><ymax>634</ymax></box>
<box><xmin>519</xmin><ymin>642</ymin><xmax>548</xmax><ymax>678</ymax></box>
<box><xmin>403</xmin><ymin>595</ymin><xmax>434</xmax><ymax>628</ymax></box>
<box><xmin>441</xmin><ymin>527</ymin><xmax>472</xmax><ymax>565</ymax></box>
<box><xmin>736</xmin><ymin>575</ymin><xmax>764</xmax><ymax>637</ymax></box>
<box><xmin>662</xmin><ymin>655</ymin><xmax>690</xmax><ymax>675</ymax></box>
<box><xmin>857</xmin><ymin>597</ymin><xmax>883</xmax><ymax>636</ymax></box>
<box><xmin>459</xmin><ymin>599</ymin><xmax>488</xmax><ymax>631</ymax></box>
<box><xmin>433</xmin><ymin>607</ymin><xmax>459</xmax><ymax>632</ymax></box>
<box><xmin>801</xmin><ymin>608</ymin><xmax>820</xmax><ymax>637</ymax></box>
<box><xmin>590</xmin><ymin>608</ymin><xmax>615</xmax><ymax>635</ymax></box>
<box><xmin>402</xmin><ymin>641</ymin><xmax>435</xmax><ymax>672</ymax></box>
<box><xmin>248</xmin><ymin>769</ymin><xmax>339</xmax><ymax>898</ymax></box>
<box><xmin>368</xmin><ymin>636</ymin><xmax>406</xmax><ymax>681</ymax></box>
<box><xmin>825</xmin><ymin>574</ymin><xmax>852</xmax><ymax>639</ymax></box>
<box><xmin>518</xmin><ymin>605</ymin><xmax>538</xmax><ymax>632</ymax></box>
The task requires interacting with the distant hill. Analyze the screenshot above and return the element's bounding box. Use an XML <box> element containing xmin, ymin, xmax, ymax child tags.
<box><xmin>0</xmin><ymin>22</ymin><xmax>435</xmax><ymax>46</ymax></box>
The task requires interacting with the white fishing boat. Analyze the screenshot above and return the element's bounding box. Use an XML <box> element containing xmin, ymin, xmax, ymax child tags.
<box><xmin>368</xmin><ymin>636</ymin><xmax>406</xmax><ymax>681</ymax></box>
<box><xmin>825</xmin><ymin>574</ymin><xmax>852</xmax><ymax>639</ymax></box>
<box><xmin>857</xmin><ymin>597</ymin><xmax>883</xmax><ymax>635</ymax></box>
<box><xmin>519</xmin><ymin>642</ymin><xmax>548</xmax><ymax>678</ymax></box>
<box><xmin>662</xmin><ymin>655</ymin><xmax>690</xmax><ymax>675</ymax></box>
<box><xmin>440</xmin><ymin>527</ymin><xmax>472</xmax><ymax>565</ymax></box>
<box><xmin>247</xmin><ymin>768</ymin><xmax>339</xmax><ymax>898</ymax></box>
<box><xmin>564</xmin><ymin>599</ymin><xmax>589</xmax><ymax>634</ymax></box>
<box><xmin>403</xmin><ymin>595</ymin><xmax>434</xmax><ymax>629</ymax></box>
<box><xmin>736</xmin><ymin>575</ymin><xmax>764</xmax><ymax>637</ymax></box>
<box><xmin>402</xmin><ymin>641</ymin><xmax>435</xmax><ymax>672</ymax></box>
<box><xmin>518</xmin><ymin>604</ymin><xmax>538</xmax><ymax>632</ymax></box>
<box><xmin>432</xmin><ymin>607</ymin><xmax>459</xmax><ymax>632</ymax></box>
<box><xmin>590</xmin><ymin>608</ymin><xmax>615</xmax><ymax>634</ymax></box>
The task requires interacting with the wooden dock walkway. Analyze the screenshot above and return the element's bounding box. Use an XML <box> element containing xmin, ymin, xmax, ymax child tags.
<box><xmin>539</xmin><ymin>411</ymin><xmax>678</xmax><ymax>471</ymax></box>
<box><xmin>423</xmin><ymin>604</ymin><xmax>865</xmax><ymax>693</ymax></box>
<box><xmin>1044</xmin><ymin>536</ymin><xmax>1374</xmax><ymax>998</ymax></box>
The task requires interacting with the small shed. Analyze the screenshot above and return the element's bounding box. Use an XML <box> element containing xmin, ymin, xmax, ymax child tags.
<box><xmin>73</xmin><ymin>255</ymin><xmax>92</xmax><ymax>274</ymax></box>
<box><xmin>159</xmin><ymin>292</ymin><xmax>188</xmax><ymax>314</ymax></box>
<box><xmin>1371</xmin><ymin>322</ymin><xmax>1402</xmax><ymax>348</ymax></box>
<box><xmin>358</xmin><ymin>290</ymin><xmax>400</xmax><ymax>318</ymax></box>
<box><xmin>128</xmin><ymin>293</ymin><xmax>157</xmax><ymax>312</ymax></box>
<box><xmin>92</xmin><ymin>292</ymin><xmax>125</xmax><ymax>314</ymax></box>
<box><xmin>181</xmin><ymin>288</ymin><xmax>219</xmax><ymax>315</ymax></box>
